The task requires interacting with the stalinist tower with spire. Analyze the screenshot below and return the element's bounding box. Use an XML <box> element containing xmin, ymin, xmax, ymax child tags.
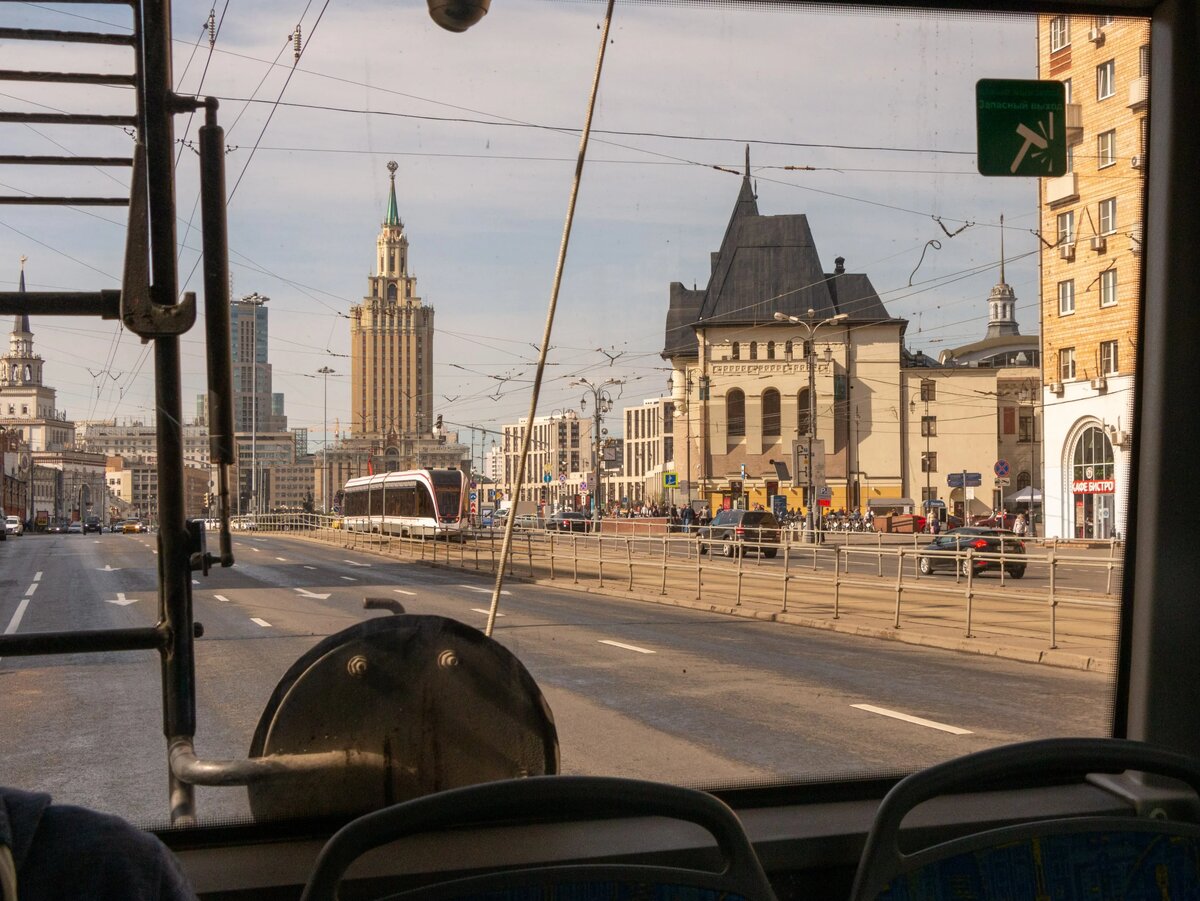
<box><xmin>349</xmin><ymin>161</ymin><xmax>434</xmax><ymax>442</ymax></box>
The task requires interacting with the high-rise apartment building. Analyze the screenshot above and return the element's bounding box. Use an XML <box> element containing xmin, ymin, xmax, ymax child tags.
<box><xmin>1038</xmin><ymin>14</ymin><xmax>1147</xmax><ymax>540</ymax></box>
<box><xmin>350</xmin><ymin>161</ymin><xmax>434</xmax><ymax>440</ymax></box>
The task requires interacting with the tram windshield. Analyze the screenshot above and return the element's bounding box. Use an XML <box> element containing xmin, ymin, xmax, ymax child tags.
<box><xmin>0</xmin><ymin>0</ymin><xmax>1144</xmax><ymax>830</ymax></box>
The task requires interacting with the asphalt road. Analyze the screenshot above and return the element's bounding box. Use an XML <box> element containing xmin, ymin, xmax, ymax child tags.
<box><xmin>0</xmin><ymin>531</ymin><xmax>1113</xmax><ymax>828</ymax></box>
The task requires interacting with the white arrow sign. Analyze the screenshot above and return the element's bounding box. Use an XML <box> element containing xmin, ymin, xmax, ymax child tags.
<box><xmin>106</xmin><ymin>593</ymin><xmax>138</xmax><ymax>606</ymax></box>
<box><xmin>98</xmin><ymin>564</ymin><xmax>122</xmax><ymax>572</ymax></box>
<box><xmin>294</xmin><ymin>588</ymin><xmax>331</xmax><ymax>600</ymax></box>
<box><xmin>343</xmin><ymin>560</ymin><xmax>371</xmax><ymax>567</ymax></box>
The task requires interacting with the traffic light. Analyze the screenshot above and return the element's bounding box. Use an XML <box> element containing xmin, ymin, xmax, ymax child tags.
<box><xmin>203</xmin><ymin>492</ymin><xmax>210</xmax><ymax>510</ymax></box>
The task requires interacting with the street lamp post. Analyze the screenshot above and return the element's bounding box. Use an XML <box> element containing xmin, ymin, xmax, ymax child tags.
<box><xmin>573</xmin><ymin>378</ymin><xmax>623</xmax><ymax>523</ymax></box>
<box><xmin>774</xmin><ymin>309</ymin><xmax>848</xmax><ymax>543</ymax></box>
<box><xmin>318</xmin><ymin>366</ymin><xmax>335</xmax><ymax>514</ymax></box>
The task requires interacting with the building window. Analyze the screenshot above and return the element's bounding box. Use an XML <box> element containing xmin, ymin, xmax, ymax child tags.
<box><xmin>1140</xmin><ymin>44</ymin><xmax>1150</xmax><ymax>77</ymax></box>
<box><xmin>784</xmin><ymin>340</ymin><xmax>793</xmax><ymax>360</ymax></box>
<box><xmin>727</xmin><ymin>389</ymin><xmax>745</xmax><ymax>437</ymax></box>
<box><xmin>920</xmin><ymin>379</ymin><xmax>936</xmax><ymax>402</ymax></box>
<box><xmin>731</xmin><ymin>342</ymin><xmax>740</xmax><ymax>360</ymax></box>
<box><xmin>1019</xmin><ymin>410</ymin><xmax>1034</xmax><ymax>443</ymax></box>
<box><xmin>1099</xmin><ymin>197</ymin><xmax>1117</xmax><ymax>234</ymax></box>
<box><xmin>1097</xmin><ymin>129</ymin><xmax>1116</xmax><ymax>168</ymax></box>
<box><xmin>749</xmin><ymin>341</ymin><xmax>758</xmax><ymax>361</ymax></box>
<box><xmin>1101</xmin><ymin>339</ymin><xmax>1119</xmax><ymax>374</ymax></box>
<box><xmin>797</xmin><ymin>388</ymin><xmax>812</xmax><ymax>435</ymax></box>
<box><xmin>921</xmin><ymin>452</ymin><xmax>937</xmax><ymax>473</ymax></box>
<box><xmin>1100</xmin><ymin>268</ymin><xmax>1118</xmax><ymax>307</ymax></box>
<box><xmin>921</xmin><ymin>415</ymin><xmax>937</xmax><ymax>437</ymax></box>
<box><xmin>1097</xmin><ymin>60</ymin><xmax>1115</xmax><ymax>100</ymax></box>
<box><xmin>1057</xmin><ymin>210</ymin><xmax>1075</xmax><ymax>247</ymax></box>
<box><xmin>1060</xmin><ymin>347</ymin><xmax>1077</xmax><ymax>381</ymax></box>
<box><xmin>1058</xmin><ymin>280</ymin><xmax>1075</xmax><ymax>316</ymax></box>
<box><xmin>1050</xmin><ymin>16</ymin><xmax>1070</xmax><ymax>51</ymax></box>
<box><xmin>766</xmin><ymin>341</ymin><xmax>775</xmax><ymax>360</ymax></box>
<box><xmin>762</xmin><ymin>389</ymin><xmax>781</xmax><ymax>438</ymax></box>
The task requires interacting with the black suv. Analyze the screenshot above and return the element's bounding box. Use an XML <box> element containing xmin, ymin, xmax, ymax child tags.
<box><xmin>918</xmin><ymin>527</ymin><xmax>1026</xmax><ymax>578</ymax></box>
<box><xmin>83</xmin><ymin>515</ymin><xmax>103</xmax><ymax>534</ymax></box>
<box><xmin>697</xmin><ymin>510</ymin><xmax>781</xmax><ymax>558</ymax></box>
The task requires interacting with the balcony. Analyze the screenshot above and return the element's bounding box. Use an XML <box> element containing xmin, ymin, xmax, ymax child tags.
<box><xmin>1045</xmin><ymin>172</ymin><xmax>1079</xmax><ymax>206</ymax></box>
<box><xmin>1065</xmin><ymin>103</ymin><xmax>1083</xmax><ymax>145</ymax></box>
<box><xmin>1128</xmin><ymin>75</ymin><xmax>1149</xmax><ymax>110</ymax></box>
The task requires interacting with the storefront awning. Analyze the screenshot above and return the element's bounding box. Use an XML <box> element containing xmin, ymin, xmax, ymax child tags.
<box><xmin>1005</xmin><ymin>487</ymin><xmax>1043</xmax><ymax>505</ymax></box>
<box><xmin>868</xmin><ymin>497</ymin><xmax>916</xmax><ymax>509</ymax></box>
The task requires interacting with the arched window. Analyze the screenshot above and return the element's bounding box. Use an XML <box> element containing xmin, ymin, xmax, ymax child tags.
<box><xmin>749</xmin><ymin>341</ymin><xmax>758</xmax><ymax>360</ymax></box>
<box><xmin>731</xmin><ymin>342</ymin><xmax>740</xmax><ymax>360</ymax></box>
<box><xmin>785</xmin><ymin>340</ymin><xmax>793</xmax><ymax>360</ymax></box>
<box><xmin>797</xmin><ymin>388</ymin><xmax>812</xmax><ymax>435</ymax></box>
<box><xmin>1071</xmin><ymin>425</ymin><xmax>1116</xmax><ymax>539</ymax></box>
<box><xmin>766</xmin><ymin>341</ymin><xmax>776</xmax><ymax>360</ymax></box>
<box><xmin>727</xmin><ymin>389</ymin><xmax>745</xmax><ymax>437</ymax></box>
<box><xmin>1016</xmin><ymin>471</ymin><xmax>1032</xmax><ymax>491</ymax></box>
<box><xmin>762</xmin><ymin>389</ymin><xmax>781</xmax><ymax>438</ymax></box>
<box><xmin>387</xmin><ymin>283</ymin><xmax>398</xmax><ymax>301</ymax></box>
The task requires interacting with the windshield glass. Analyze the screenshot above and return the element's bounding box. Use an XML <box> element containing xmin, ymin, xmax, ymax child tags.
<box><xmin>0</xmin><ymin>0</ymin><xmax>1142</xmax><ymax>828</ymax></box>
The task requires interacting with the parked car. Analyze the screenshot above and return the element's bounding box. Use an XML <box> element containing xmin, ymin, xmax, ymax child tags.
<box><xmin>83</xmin><ymin>515</ymin><xmax>103</xmax><ymax>534</ymax></box>
<box><xmin>546</xmin><ymin>511</ymin><xmax>589</xmax><ymax>533</ymax></box>
<box><xmin>122</xmin><ymin>519</ymin><xmax>146</xmax><ymax>534</ymax></box>
<box><xmin>4</xmin><ymin>515</ymin><xmax>20</xmax><ymax>536</ymax></box>
<box><xmin>697</xmin><ymin>509</ymin><xmax>782</xmax><ymax>558</ymax></box>
<box><xmin>918</xmin><ymin>527</ymin><xmax>1026</xmax><ymax>578</ymax></box>
<box><xmin>513</xmin><ymin>513</ymin><xmax>542</xmax><ymax>531</ymax></box>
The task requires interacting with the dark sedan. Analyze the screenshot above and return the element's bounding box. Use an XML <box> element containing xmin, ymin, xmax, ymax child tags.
<box><xmin>547</xmin><ymin>511</ymin><xmax>589</xmax><ymax>533</ymax></box>
<box><xmin>918</xmin><ymin>527</ymin><xmax>1026</xmax><ymax>578</ymax></box>
<box><xmin>697</xmin><ymin>509</ymin><xmax>781</xmax><ymax>558</ymax></box>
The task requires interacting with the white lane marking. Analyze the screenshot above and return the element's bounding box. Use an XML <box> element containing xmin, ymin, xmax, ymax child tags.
<box><xmin>33</xmin><ymin>572</ymin><xmax>42</xmax><ymax>581</ymax></box>
<box><xmin>303</xmin><ymin>565</ymin><xmax>317</xmax><ymax>570</ymax></box>
<box><xmin>276</xmin><ymin>557</ymin><xmax>287</xmax><ymax>562</ymax></box>
<box><xmin>251</xmin><ymin>617</ymin><xmax>272</xmax><ymax>628</ymax></box>
<box><xmin>214</xmin><ymin>595</ymin><xmax>231</xmax><ymax>603</ymax></box>
<box><xmin>251</xmin><ymin>547</ymin><xmax>261</xmax><ymax>553</ymax></box>
<box><xmin>340</xmin><ymin>576</ymin><xmax>357</xmax><ymax>582</ymax></box>
<box><xmin>106</xmin><ymin>593</ymin><xmax>138</xmax><ymax>606</ymax></box>
<box><xmin>393</xmin><ymin>589</ymin><xmax>416</xmax><ymax>596</ymax></box>
<box><xmin>471</xmin><ymin>608</ymin><xmax>505</xmax><ymax>617</ymax></box>
<box><xmin>344</xmin><ymin>561</ymin><xmax>370</xmax><ymax>567</ymax></box>
<box><xmin>99</xmin><ymin>564</ymin><xmax>122</xmax><ymax>572</ymax></box>
<box><xmin>4</xmin><ymin>598</ymin><xmax>32</xmax><ymax>635</ymax></box>
<box><xmin>295</xmin><ymin>588</ymin><xmax>331</xmax><ymax>599</ymax></box>
<box><xmin>459</xmin><ymin>584</ymin><xmax>511</xmax><ymax>596</ymax></box>
<box><xmin>24</xmin><ymin>583</ymin><xmax>37</xmax><ymax>597</ymax></box>
<box><xmin>598</xmin><ymin>639</ymin><xmax>655</xmax><ymax>655</ymax></box>
<box><xmin>192</xmin><ymin>579</ymin><xmax>199</xmax><ymax>585</ymax></box>
<box><xmin>851</xmin><ymin>704</ymin><xmax>973</xmax><ymax>735</ymax></box>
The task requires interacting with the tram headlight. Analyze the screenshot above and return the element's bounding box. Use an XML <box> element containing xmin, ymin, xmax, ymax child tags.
<box><xmin>427</xmin><ymin>0</ymin><xmax>490</xmax><ymax>32</ymax></box>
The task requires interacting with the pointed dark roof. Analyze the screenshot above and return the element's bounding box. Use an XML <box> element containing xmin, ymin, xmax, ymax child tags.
<box><xmin>15</xmin><ymin>262</ymin><xmax>29</xmax><ymax>335</ymax></box>
<box><xmin>662</xmin><ymin>179</ymin><xmax>896</xmax><ymax>358</ymax></box>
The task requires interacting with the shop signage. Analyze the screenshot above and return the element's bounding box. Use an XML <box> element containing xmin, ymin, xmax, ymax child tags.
<box><xmin>1072</xmin><ymin>479</ymin><xmax>1116</xmax><ymax>494</ymax></box>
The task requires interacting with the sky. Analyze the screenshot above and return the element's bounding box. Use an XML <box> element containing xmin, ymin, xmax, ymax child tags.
<box><xmin>1</xmin><ymin>0</ymin><xmax>1048</xmax><ymax>459</ymax></box>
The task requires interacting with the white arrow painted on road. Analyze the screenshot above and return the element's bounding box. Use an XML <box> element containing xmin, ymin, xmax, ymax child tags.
<box><xmin>344</xmin><ymin>560</ymin><xmax>371</xmax><ymax>567</ymax></box>
<box><xmin>106</xmin><ymin>593</ymin><xmax>138</xmax><ymax>606</ymax></box>
<box><xmin>294</xmin><ymin>588</ymin><xmax>331</xmax><ymax>600</ymax></box>
<box><xmin>460</xmin><ymin>584</ymin><xmax>510</xmax><ymax>596</ymax></box>
<box><xmin>393</xmin><ymin>589</ymin><xmax>416</xmax><ymax>596</ymax></box>
<box><xmin>98</xmin><ymin>564</ymin><xmax>122</xmax><ymax>572</ymax></box>
<box><xmin>214</xmin><ymin>595</ymin><xmax>231</xmax><ymax>603</ymax></box>
<box><xmin>471</xmin><ymin>608</ymin><xmax>505</xmax><ymax>617</ymax></box>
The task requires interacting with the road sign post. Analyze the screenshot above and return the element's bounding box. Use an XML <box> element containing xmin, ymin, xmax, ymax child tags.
<box><xmin>976</xmin><ymin>79</ymin><xmax>1067</xmax><ymax>177</ymax></box>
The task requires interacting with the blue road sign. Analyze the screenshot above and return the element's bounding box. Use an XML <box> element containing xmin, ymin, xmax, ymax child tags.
<box><xmin>543</xmin><ymin>473</ymin><xmax>552</xmax><ymax>483</ymax></box>
<box><xmin>994</xmin><ymin>459</ymin><xmax>1010</xmax><ymax>478</ymax></box>
<box><xmin>947</xmin><ymin>472</ymin><xmax>983</xmax><ymax>488</ymax></box>
<box><xmin>469</xmin><ymin>492</ymin><xmax>477</xmax><ymax>501</ymax></box>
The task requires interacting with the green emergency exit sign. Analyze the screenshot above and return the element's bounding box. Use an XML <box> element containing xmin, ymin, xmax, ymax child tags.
<box><xmin>976</xmin><ymin>79</ymin><xmax>1067</xmax><ymax>177</ymax></box>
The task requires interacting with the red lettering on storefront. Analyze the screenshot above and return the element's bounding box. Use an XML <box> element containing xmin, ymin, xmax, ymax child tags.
<box><xmin>1072</xmin><ymin>479</ymin><xmax>1116</xmax><ymax>494</ymax></box>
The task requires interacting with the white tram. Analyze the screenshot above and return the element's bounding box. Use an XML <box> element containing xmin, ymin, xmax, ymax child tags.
<box><xmin>341</xmin><ymin>469</ymin><xmax>467</xmax><ymax>538</ymax></box>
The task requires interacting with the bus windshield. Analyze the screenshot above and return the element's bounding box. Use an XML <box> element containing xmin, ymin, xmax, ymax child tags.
<box><xmin>0</xmin><ymin>0</ymin><xmax>1143</xmax><ymax>830</ymax></box>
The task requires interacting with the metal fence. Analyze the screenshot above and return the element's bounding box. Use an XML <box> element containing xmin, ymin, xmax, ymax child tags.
<box><xmin>244</xmin><ymin>514</ymin><xmax>1122</xmax><ymax>658</ymax></box>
